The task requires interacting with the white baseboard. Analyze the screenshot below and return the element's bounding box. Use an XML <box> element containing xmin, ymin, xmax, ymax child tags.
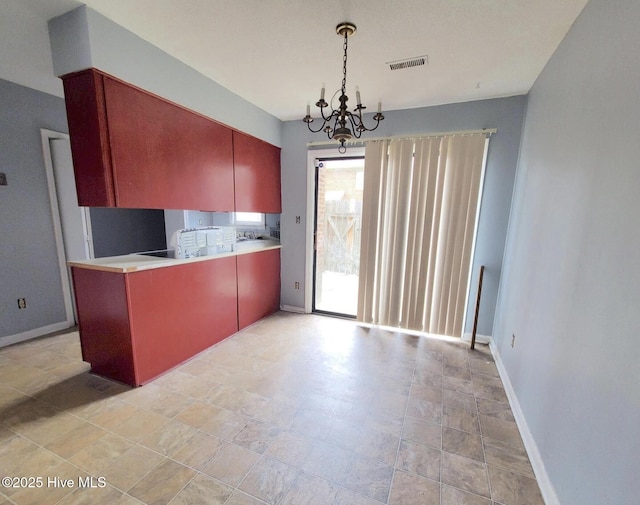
<box><xmin>0</xmin><ymin>321</ymin><xmax>73</xmax><ymax>349</ymax></box>
<box><xmin>489</xmin><ymin>339</ymin><xmax>560</xmax><ymax>505</ymax></box>
<box><xmin>280</xmin><ymin>305</ymin><xmax>306</xmax><ymax>314</ymax></box>
<box><xmin>462</xmin><ymin>332</ymin><xmax>492</xmax><ymax>345</ymax></box>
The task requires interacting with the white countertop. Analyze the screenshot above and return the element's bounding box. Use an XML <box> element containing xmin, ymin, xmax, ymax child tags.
<box><xmin>68</xmin><ymin>240</ymin><xmax>282</xmax><ymax>273</ymax></box>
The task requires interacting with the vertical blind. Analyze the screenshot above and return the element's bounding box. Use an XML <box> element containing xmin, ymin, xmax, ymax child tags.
<box><xmin>357</xmin><ymin>134</ymin><xmax>488</xmax><ymax>337</ymax></box>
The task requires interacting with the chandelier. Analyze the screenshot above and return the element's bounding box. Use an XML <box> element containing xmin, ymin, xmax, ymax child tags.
<box><xmin>303</xmin><ymin>22</ymin><xmax>384</xmax><ymax>153</ymax></box>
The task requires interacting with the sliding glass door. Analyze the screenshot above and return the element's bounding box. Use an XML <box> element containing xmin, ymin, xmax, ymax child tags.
<box><xmin>313</xmin><ymin>156</ymin><xmax>365</xmax><ymax>317</ymax></box>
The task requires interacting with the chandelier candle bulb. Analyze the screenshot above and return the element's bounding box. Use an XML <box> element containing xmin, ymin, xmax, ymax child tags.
<box><xmin>378</xmin><ymin>102</ymin><xmax>381</xmax><ymax>113</ymax></box>
<box><xmin>356</xmin><ymin>86</ymin><xmax>361</xmax><ymax>107</ymax></box>
<box><xmin>320</xmin><ymin>85</ymin><xmax>325</xmax><ymax>100</ymax></box>
<box><xmin>306</xmin><ymin>104</ymin><xmax>310</xmax><ymax>117</ymax></box>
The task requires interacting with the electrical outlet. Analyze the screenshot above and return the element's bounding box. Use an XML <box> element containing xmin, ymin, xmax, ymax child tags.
<box><xmin>511</xmin><ymin>334</ymin><xmax>516</xmax><ymax>348</ymax></box>
<box><xmin>296</xmin><ymin>216</ymin><xmax>301</xmax><ymax>224</ymax></box>
<box><xmin>17</xmin><ymin>298</ymin><xmax>26</xmax><ymax>309</ymax></box>
<box><xmin>294</xmin><ymin>281</ymin><xmax>300</xmax><ymax>290</ymax></box>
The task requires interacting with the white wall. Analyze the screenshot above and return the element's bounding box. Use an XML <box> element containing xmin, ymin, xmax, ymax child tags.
<box><xmin>492</xmin><ymin>0</ymin><xmax>640</xmax><ymax>503</ymax></box>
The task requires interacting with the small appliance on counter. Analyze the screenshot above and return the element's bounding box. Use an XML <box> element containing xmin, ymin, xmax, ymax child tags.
<box><xmin>174</xmin><ymin>226</ymin><xmax>236</xmax><ymax>259</ymax></box>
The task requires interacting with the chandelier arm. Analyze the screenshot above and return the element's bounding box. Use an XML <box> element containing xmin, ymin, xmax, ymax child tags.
<box><xmin>306</xmin><ymin>120</ymin><xmax>330</xmax><ymax>134</ymax></box>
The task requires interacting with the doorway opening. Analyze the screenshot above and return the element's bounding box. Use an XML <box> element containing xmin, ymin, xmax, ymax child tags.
<box><xmin>312</xmin><ymin>155</ymin><xmax>365</xmax><ymax>317</ymax></box>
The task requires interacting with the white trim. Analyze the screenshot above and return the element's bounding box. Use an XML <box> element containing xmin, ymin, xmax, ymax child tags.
<box><xmin>0</xmin><ymin>322</ymin><xmax>73</xmax><ymax>349</ymax></box>
<box><xmin>307</xmin><ymin>128</ymin><xmax>498</xmax><ymax>148</ymax></box>
<box><xmin>41</xmin><ymin>129</ymin><xmax>76</xmax><ymax>328</ymax></box>
<box><xmin>280</xmin><ymin>304</ymin><xmax>306</xmax><ymax>314</ymax></box>
<box><xmin>305</xmin><ymin>147</ymin><xmax>366</xmax><ymax>314</ymax></box>
<box><xmin>461</xmin><ymin>332</ymin><xmax>492</xmax><ymax>345</ymax></box>
<box><xmin>489</xmin><ymin>339</ymin><xmax>560</xmax><ymax>505</ymax></box>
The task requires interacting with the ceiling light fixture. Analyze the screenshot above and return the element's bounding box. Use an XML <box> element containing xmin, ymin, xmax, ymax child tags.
<box><xmin>303</xmin><ymin>22</ymin><xmax>384</xmax><ymax>153</ymax></box>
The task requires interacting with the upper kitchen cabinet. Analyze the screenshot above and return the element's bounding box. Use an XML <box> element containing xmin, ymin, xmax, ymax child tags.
<box><xmin>233</xmin><ymin>131</ymin><xmax>282</xmax><ymax>213</ymax></box>
<box><xmin>62</xmin><ymin>68</ymin><xmax>235</xmax><ymax>211</ymax></box>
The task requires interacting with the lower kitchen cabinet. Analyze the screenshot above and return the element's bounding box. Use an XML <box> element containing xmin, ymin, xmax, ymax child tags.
<box><xmin>72</xmin><ymin>257</ymin><xmax>238</xmax><ymax>386</ymax></box>
<box><xmin>237</xmin><ymin>248</ymin><xmax>281</xmax><ymax>330</ymax></box>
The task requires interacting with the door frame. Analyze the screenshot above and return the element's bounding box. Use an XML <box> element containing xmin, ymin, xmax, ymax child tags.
<box><xmin>304</xmin><ymin>147</ymin><xmax>365</xmax><ymax>314</ymax></box>
<box><xmin>40</xmin><ymin>129</ymin><xmax>94</xmax><ymax>325</ymax></box>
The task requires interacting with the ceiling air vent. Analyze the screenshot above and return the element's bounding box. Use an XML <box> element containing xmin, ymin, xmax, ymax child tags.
<box><xmin>387</xmin><ymin>55</ymin><xmax>428</xmax><ymax>71</ymax></box>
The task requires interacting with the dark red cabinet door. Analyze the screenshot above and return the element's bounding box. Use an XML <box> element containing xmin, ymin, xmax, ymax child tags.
<box><xmin>104</xmin><ymin>76</ymin><xmax>235</xmax><ymax>211</ymax></box>
<box><xmin>127</xmin><ymin>258</ymin><xmax>239</xmax><ymax>384</ymax></box>
<box><xmin>237</xmin><ymin>249</ymin><xmax>281</xmax><ymax>330</ymax></box>
<box><xmin>62</xmin><ymin>70</ymin><xmax>116</xmax><ymax>207</ymax></box>
<box><xmin>233</xmin><ymin>131</ymin><xmax>281</xmax><ymax>212</ymax></box>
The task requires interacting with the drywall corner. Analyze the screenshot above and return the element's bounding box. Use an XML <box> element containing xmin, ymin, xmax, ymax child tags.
<box><xmin>48</xmin><ymin>6</ymin><xmax>92</xmax><ymax>77</ymax></box>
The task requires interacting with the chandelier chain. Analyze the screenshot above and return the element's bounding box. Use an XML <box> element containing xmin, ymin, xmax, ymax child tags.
<box><xmin>342</xmin><ymin>31</ymin><xmax>348</xmax><ymax>97</ymax></box>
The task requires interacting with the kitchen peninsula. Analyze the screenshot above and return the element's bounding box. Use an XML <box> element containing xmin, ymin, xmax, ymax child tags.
<box><xmin>69</xmin><ymin>240</ymin><xmax>281</xmax><ymax>386</ymax></box>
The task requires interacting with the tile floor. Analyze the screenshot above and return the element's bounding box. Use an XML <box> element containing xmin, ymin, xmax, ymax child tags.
<box><xmin>0</xmin><ymin>312</ymin><xmax>545</xmax><ymax>505</ymax></box>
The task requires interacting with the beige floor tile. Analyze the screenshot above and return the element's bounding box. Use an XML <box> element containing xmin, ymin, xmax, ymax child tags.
<box><xmin>342</xmin><ymin>454</ymin><xmax>394</xmax><ymax>503</ymax></box>
<box><xmin>128</xmin><ymin>459</ymin><xmax>195</xmax><ymax>505</ymax></box>
<box><xmin>488</xmin><ymin>464</ymin><xmax>545</xmax><ymax>505</ymax></box>
<box><xmin>101</xmin><ymin>445</ymin><xmax>165</xmax><ymax>491</ymax></box>
<box><xmin>441</xmin><ymin>451</ymin><xmax>491</xmax><ymax>498</ymax></box>
<box><xmin>169</xmin><ymin>473</ymin><xmax>233</xmax><ymax>505</ymax></box>
<box><xmin>224</xmin><ymin>490</ymin><xmax>266</xmax><ymax>505</ymax></box>
<box><xmin>443</xmin><ymin>389</ymin><xmax>477</xmax><ymax>414</ymax></box>
<box><xmin>483</xmin><ymin>437</ymin><xmax>535</xmax><ymax>478</ymax></box>
<box><xmin>233</xmin><ymin>419</ymin><xmax>281</xmax><ymax>454</ymax></box>
<box><xmin>69</xmin><ymin>433</ymin><xmax>134</xmax><ymax>475</ymax></box>
<box><xmin>443</xmin><ymin>364</ymin><xmax>472</xmax><ymax>381</ymax></box>
<box><xmin>124</xmin><ymin>384</ymin><xmax>195</xmax><ymax>419</ymax></box>
<box><xmin>333</xmin><ymin>487</ymin><xmax>383</xmax><ymax>505</ymax></box>
<box><xmin>168</xmin><ymin>430</ymin><xmax>224</xmax><ymax>469</ymax></box>
<box><xmin>301</xmin><ymin>440</ymin><xmax>352</xmax><ymax>483</ymax></box>
<box><xmin>442</xmin><ymin>375</ymin><xmax>475</xmax><ymax>395</ymax></box>
<box><xmin>479</xmin><ymin>414</ymin><xmax>524</xmax><ymax>449</ymax></box>
<box><xmin>401</xmin><ymin>417</ymin><xmax>441</xmax><ymax>449</ymax></box>
<box><xmin>140</xmin><ymin>419</ymin><xmax>200</xmax><ymax>456</ymax></box>
<box><xmin>110</xmin><ymin>408</ymin><xmax>170</xmax><ymax>443</ymax></box>
<box><xmin>1</xmin><ymin>315</ymin><xmax>544</xmax><ymax>505</ymax></box>
<box><xmin>238</xmin><ymin>456</ymin><xmax>299</xmax><ymax>505</ymax></box>
<box><xmin>442</xmin><ymin>427</ymin><xmax>485</xmax><ymax>462</ymax></box>
<box><xmin>15</xmin><ymin>410</ymin><xmax>86</xmax><ymax>447</ymax></box>
<box><xmin>61</xmin><ymin>484</ymin><xmax>124</xmax><ymax>505</ymax></box>
<box><xmin>264</xmin><ymin>431</ymin><xmax>313</xmax><ymax>467</ymax></box>
<box><xmin>354</xmin><ymin>427</ymin><xmax>400</xmax><ymax>466</ymax></box>
<box><xmin>441</xmin><ymin>484</ymin><xmax>492</xmax><ymax>504</ymax></box>
<box><xmin>409</xmin><ymin>384</ymin><xmax>443</xmax><ymax>403</ymax></box>
<box><xmin>396</xmin><ymin>439</ymin><xmax>441</xmax><ymax>480</ymax></box>
<box><xmin>406</xmin><ymin>398</ymin><xmax>442</xmax><ymax>424</ymax></box>
<box><xmin>475</xmin><ymin>397</ymin><xmax>515</xmax><ymax>422</ymax></box>
<box><xmin>388</xmin><ymin>470</ymin><xmax>440</xmax><ymax>505</ymax></box>
<box><xmin>202</xmin><ymin>443</ymin><xmax>260</xmax><ymax>486</ymax></box>
<box><xmin>442</xmin><ymin>405</ymin><xmax>480</xmax><ymax>434</ymax></box>
<box><xmin>280</xmin><ymin>472</ymin><xmax>338</xmax><ymax>505</ymax></box>
<box><xmin>44</xmin><ymin>421</ymin><xmax>108</xmax><ymax>459</ymax></box>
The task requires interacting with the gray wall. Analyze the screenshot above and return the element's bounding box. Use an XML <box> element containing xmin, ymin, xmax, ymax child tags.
<box><xmin>281</xmin><ymin>96</ymin><xmax>527</xmax><ymax>335</ymax></box>
<box><xmin>492</xmin><ymin>0</ymin><xmax>640</xmax><ymax>503</ymax></box>
<box><xmin>0</xmin><ymin>78</ymin><xmax>69</xmax><ymax>339</ymax></box>
<box><xmin>48</xmin><ymin>6</ymin><xmax>282</xmax><ymax>147</ymax></box>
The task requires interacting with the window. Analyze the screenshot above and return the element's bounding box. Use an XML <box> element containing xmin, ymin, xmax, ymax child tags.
<box><xmin>231</xmin><ymin>212</ymin><xmax>265</xmax><ymax>227</ymax></box>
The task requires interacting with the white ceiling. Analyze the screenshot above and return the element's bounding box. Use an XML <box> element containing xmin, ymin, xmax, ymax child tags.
<box><xmin>3</xmin><ymin>0</ymin><xmax>588</xmax><ymax>121</ymax></box>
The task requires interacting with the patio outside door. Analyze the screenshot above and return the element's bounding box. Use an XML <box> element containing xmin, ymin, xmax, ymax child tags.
<box><xmin>312</xmin><ymin>156</ymin><xmax>365</xmax><ymax>317</ymax></box>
